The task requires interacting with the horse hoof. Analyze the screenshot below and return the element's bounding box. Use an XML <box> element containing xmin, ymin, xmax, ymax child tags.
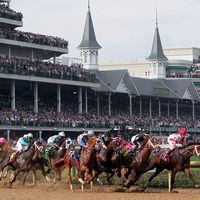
<box><xmin>113</xmin><ymin>187</ymin><xmax>126</xmax><ymax>192</ymax></box>
<box><xmin>45</xmin><ymin>175</ymin><xmax>51</xmax><ymax>183</ymax></box>
<box><xmin>170</xmin><ymin>190</ymin><xmax>178</xmax><ymax>193</ymax></box>
<box><xmin>6</xmin><ymin>182</ymin><xmax>12</xmax><ymax>188</ymax></box>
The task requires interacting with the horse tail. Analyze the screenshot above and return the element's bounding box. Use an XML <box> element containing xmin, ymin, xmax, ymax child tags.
<box><xmin>54</xmin><ymin>158</ymin><xmax>65</xmax><ymax>169</ymax></box>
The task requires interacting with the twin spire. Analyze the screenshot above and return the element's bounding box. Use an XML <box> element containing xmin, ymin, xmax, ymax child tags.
<box><xmin>148</xmin><ymin>8</ymin><xmax>167</xmax><ymax>61</ymax></box>
<box><xmin>77</xmin><ymin>0</ymin><xmax>101</xmax><ymax>49</ymax></box>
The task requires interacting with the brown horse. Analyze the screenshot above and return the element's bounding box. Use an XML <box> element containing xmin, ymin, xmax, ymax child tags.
<box><xmin>123</xmin><ymin>135</ymin><xmax>160</xmax><ymax>189</ymax></box>
<box><xmin>143</xmin><ymin>143</ymin><xmax>200</xmax><ymax>192</ymax></box>
<box><xmin>0</xmin><ymin>142</ymin><xmax>14</xmax><ymax>180</ymax></box>
<box><xmin>3</xmin><ymin>141</ymin><xmax>49</xmax><ymax>188</ymax></box>
<box><xmin>77</xmin><ymin>136</ymin><xmax>103</xmax><ymax>189</ymax></box>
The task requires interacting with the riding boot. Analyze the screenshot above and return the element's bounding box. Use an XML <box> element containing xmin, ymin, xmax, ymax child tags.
<box><xmin>10</xmin><ymin>151</ymin><xmax>21</xmax><ymax>163</ymax></box>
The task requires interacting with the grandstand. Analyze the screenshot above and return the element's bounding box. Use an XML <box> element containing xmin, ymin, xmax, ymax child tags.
<box><xmin>0</xmin><ymin>0</ymin><xmax>200</xmax><ymax>141</ymax></box>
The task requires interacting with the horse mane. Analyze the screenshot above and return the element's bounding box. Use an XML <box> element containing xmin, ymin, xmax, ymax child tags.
<box><xmin>2</xmin><ymin>142</ymin><xmax>12</xmax><ymax>151</ymax></box>
<box><xmin>87</xmin><ymin>137</ymin><xmax>96</xmax><ymax>147</ymax></box>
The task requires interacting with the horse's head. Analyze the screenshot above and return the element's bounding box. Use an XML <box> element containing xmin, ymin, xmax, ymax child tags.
<box><xmin>95</xmin><ymin>138</ymin><xmax>108</xmax><ymax>163</ymax></box>
<box><xmin>144</xmin><ymin>136</ymin><xmax>160</xmax><ymax>151</ymax></box>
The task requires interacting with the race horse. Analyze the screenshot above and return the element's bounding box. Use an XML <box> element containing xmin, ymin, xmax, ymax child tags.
<box><xmin>142</xmin><ymin>143</ymin><xmax>200</xmax><ymax>192</ymax></box>
<box><xmin>123</xmin><ymin>135</ymin><xmax>160</xmax><ymax>189</ymax></box>
<box><xmin>77</xmin><ymin>136</ymin><xmax>108</xmax><ymax>190</ymax></box>
<box><xmin>0</xmin><ymin>141</ymin><xmax>13</xmax><ymax>180</ymax></box>
<box><xmin>2</xmin><ymin>140</ymin><xmax>49</xmax><ymax>188</ymax></box>
<box><xmin>44</xmin><ymin>140</ymin><xmax>66</xmax><ymax>183</ymax></box>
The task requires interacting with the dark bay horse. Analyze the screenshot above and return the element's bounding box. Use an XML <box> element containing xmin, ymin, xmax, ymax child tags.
<box><xmin>123</xmin><ymin>135</ymin><xmax>160</xmax><ymax>189</ymax></box>
<box><xmin>143</xmin><ymin>143</ymin><xmax>200</xmax><ymax>192</ymax></box>
<box><xmin>45</xmin><ymin>140</ymin><xmax>66</xmax><ymax>183</ymax></box>
<box><xmin>3</xmin><ymin>141</ymin><xmax>49</xmax><ymax>188</ymax></box>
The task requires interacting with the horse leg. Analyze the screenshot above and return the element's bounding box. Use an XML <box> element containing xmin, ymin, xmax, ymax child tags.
<box><xmin>21</xmin><ymin>171</ymin><xmax>29</xmax><ymax>186</ymax></box>
<box><xmin>144</xmin><ymin>167</ymin><xmax>164</xmax><ymax>188</ymax></box>
<box><xmin>124</xmin><ymin>169</ymin><xmax>140</xmax><ymax>189</ymax></box>
<box><xmin>170</xmin><ymin>171</ymin><xmax>177</xmax><ymax>192</ymax></box>
<box><xmin>65</xmin><ymin>163</ymin><xmax>73</xmax><ymax>191</ymax></box>
<box><xmin>31</xmin><ymin>169</ymin><xmax>37</xmax><ymax>186</ymax></box>
<box><xmin>39</xmin><ymin>161</ymin><xmax>50</xmax><ymax>183</ymax></box>
<box><xmin>124</xmin><ymin>168</ymin><xmax>131</xmax><ymax>179</ymax></box>
<box><xmin>106</xmin><ymin>170</ymin><xmax>114</xmax><ymax>184</ymax></box>
<box><xmin>7</xmin><ymin>169</ymin><xmax>20</xmax><ymax>188</ymax></box>
<box><xmin>184</xmin><ymin>168</ymin><xmax>198</xmax><ymax>187</ymax></box>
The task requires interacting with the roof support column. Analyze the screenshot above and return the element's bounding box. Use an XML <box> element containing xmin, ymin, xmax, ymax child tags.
<box><xmin>108</xmin><ymin>93</ymin><xmax>111</xmax><ymax>116</ymax></box>
<box><xmin>8</xmin><ymin>45</ymin><xmax>11</xmax><ymax>59</ymax></box>
<box><xmin>39</xmin><ymin>131</ymin><xmax>42</xmax><ymax>140</ymax></box>
<box><xmin>57</xmin><ymin>84</ymin><xmax>61</xmax><ymax>113</ymax></box>
<box><xmin>167</xmin><ymin>100</ymin><xmax>170</xmax><ymax>117</ymax></box>
<box><xmin>149</xmin><ymin>98</ymin><xmax>152</xmax><ymax>118</ymax></box>
<box><xmin>85</xmin><ymin>88</ymin><xmax>88</xmax><ymax>114</ymax></box>
<box><xmin>31</xmin><ymin>49</ymin><xmax>34</xmax><ymax>61</ymax></box>
<box><xmin>158</xmin><ymin>98</ymin><xmax>161</xmax><ymax>117</ymax></box>
<box><xmin>97</xmin><ymin>93</ymin><xmax>100</xmax><ymax>115</ymax></box>
<box><xmin>7</xmin><ymin>130</ymin><xmax>10</xmax><ymax>140</ymax></box>
<box><xmin>11</xmin><ymin>80</ymin><xmax>15</xmax><ymax>111</ymax></box>
<box><xmin>34</xmin><ymin>82</ymin><xmax>38</xmax><ymax>113</ymax></box>
<box><xmin>192</xmin><ymin>100</ymin><xmax>195</xmax><ymax>120</ymax></box>
<box><xmin>78</xmin><ymin>87</ymin><xmax>83</xmax><ymax>114</ymax></box>
<box><xmin>140</xmin><ymin>97</ymin><xmax>142</xmax><ymax>118</ymax></box>
<box><xmin>53</xmin><ymin>54</ymin><xmax>56</xmax><ymax>65</ymax></box>
<box><xmin>176</xmin><ymin>99</ymin><xmax>179</xmax><ymax>120</ymax></box>
<box><xmin>129</xmin><ymin>94</ymin><xmax>132</xmax><ymax>117</ymax></box>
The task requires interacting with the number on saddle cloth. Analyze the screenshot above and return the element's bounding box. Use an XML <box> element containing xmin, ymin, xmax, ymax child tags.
<box><xmin>160</xmin><ymin>149</ymin><xmax>173</xmax><ymax>162</ymax></box>
<box><xmin>69</xmin><ymin>149</ymin><xmax>78</xmax><ymax>160</ymax></box>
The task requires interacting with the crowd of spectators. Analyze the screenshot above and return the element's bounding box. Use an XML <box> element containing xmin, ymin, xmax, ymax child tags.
<box><xmin>0</xmin><ymin>57</ymin><xmax>97</xmax><ymax>82</ymax></box>
<box><xmin>0</xmin><ymin>95</ymin><xmax>200</xmax><ymax>132</ymax></box>
<box><xmin>0</xmin><ymin>4</ymin><xmax>23</xmax><ymax>21</ymax></box>
<box><xmin>0</xmin><ymin>28</ymin><xmax>68</xmax><ymax>48</ymax></box>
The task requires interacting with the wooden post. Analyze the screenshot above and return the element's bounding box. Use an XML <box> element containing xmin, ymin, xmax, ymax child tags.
<box><xmin>168</xmin><ymin>172</ymin><xmax>171</xmax><ymax>192</ymax></box>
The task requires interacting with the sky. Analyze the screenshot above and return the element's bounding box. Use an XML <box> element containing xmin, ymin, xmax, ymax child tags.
<box><xmin>10</xmin><ymin>0</ymin><xmax>200</xmax><ymax>62</ymax></box>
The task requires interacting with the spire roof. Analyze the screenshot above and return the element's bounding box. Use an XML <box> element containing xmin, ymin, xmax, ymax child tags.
<box><xmin>78</xmin><ymin>1</ymin><xmax>101</xmax><ymax>49</ymax></box>
<box><xmin>148</xmin><ymin>10</ymin><xmax>167</xmax><ymax>61</ymax></box>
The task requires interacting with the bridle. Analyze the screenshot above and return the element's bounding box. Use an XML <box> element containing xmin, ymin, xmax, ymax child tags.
<box><xmin>33</xmin><ymin>141</ymin><xmax>44</xmax><ymax>152</ymax></box>
<box><xmin>194</xmin><ymin>145</ymin><xmax>200</xmax><ymax>157</ymax></box>
<box><xmin>146</xmin><ymin>138</ymin><xmax>159</xmax><ymax>149</ymax></box>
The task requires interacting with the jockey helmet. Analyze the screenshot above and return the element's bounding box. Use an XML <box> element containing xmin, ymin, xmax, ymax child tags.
<box><xmin>87</xmin><ymin>130</ymin><xmax>94</xmax><ymax>136</ymax></box>
<box><xmin>23</xmin><ymin>134</ymin><xmax>28</xmax><ymax>139</ymax></box>
<box><xmin>27</xmin><ymin>133</ymin><xmax>33</xmax><ymax>138</ymax></box>
<box><xmin>179</xmin><ymin>128</ymin><xmax>187</xmax><ymax>135</ymax></box>
<box><xmin>58</xmin><ymin>131</ymin><xmax>65</xmax><ymax>137</ymax></box>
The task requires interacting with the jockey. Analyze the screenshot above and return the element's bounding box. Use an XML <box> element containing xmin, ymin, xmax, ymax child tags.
<box><xmin>131</xmin><ymin>133</ymin><xmax>146</xmax><ymax>152</ymax></box>
<box><xmin>10</xmin><ymin>133</ymin><xmax>33</xmax><ymax>162</ymax></box>
<box><xmin>0</xmin><ymin>137</ymin><xmax>6</xmax><ymax>149</ymax></box>
<box><xmin>168</xmin><ymin>128</ymin><xmax>187</xmax><ymax>150</ymax></box>
<box><xmin>165</xmin><ymin>127</ymin><xmax>187</xmax><ymax>159</ymax></box>
<box><xmin>77</xmin><ymin>130</ymin><xmax>94</xmax><ymax>148</ymax></box>
<box><xmin>47</xmin><ymin>131</ymin><xmax>66</xmax><ymax>149</ymax></box>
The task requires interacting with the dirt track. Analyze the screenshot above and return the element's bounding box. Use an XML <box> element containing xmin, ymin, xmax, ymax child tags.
<box><xmin>1</xmin><ymin>184</ymin><xmax>200</xmax><ymax>200</ymax></box>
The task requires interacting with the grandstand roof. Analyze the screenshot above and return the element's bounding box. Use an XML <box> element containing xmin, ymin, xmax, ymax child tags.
<box><xmin>131</xmin><ymin>77</ymin><xmax>178</xmax><ymax>98</ymax></box>
<box><xmin>165</xmin><ymin>79</ymin><xmax>200</xmax><ymax>101</ymax></box>
<box><xmin>77</xmin><ymin>2</ymin><xmax>101</xmax><ymax>49</ymax></box>
<box><xmin>93</xmin><ymin>70</ymin><xmax>200</xmax><ymax>101</ymax></box>
<box><xmin>93</xmin><ymin>70</ymin><xmax>139</xmax><ymax>95</ymax></box>
<box><xmin>148</xmin><ymin>24</ymin><xmax>168</xmax><ymax>61</ymax></box>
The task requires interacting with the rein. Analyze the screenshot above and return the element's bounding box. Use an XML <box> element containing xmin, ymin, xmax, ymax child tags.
<box><xmin>146</xmin><ymin>138</ymin><xmax>159</xmax><ymax>149</ymax></box>
<box><xmin>194</xmin><ymin>145</ymin><xmax>200</xmax><ymax>157</ymax></box>
<box><xmin>33</xmin><ymin>141</ymin><xmax>44</xmax><ymax>152</ymax></box>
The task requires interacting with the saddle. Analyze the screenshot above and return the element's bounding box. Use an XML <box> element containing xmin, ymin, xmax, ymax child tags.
<box><xmin>160</xmin><ymin>149</ymin><xmax>173</xmax><ymax>163</ymax></box>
